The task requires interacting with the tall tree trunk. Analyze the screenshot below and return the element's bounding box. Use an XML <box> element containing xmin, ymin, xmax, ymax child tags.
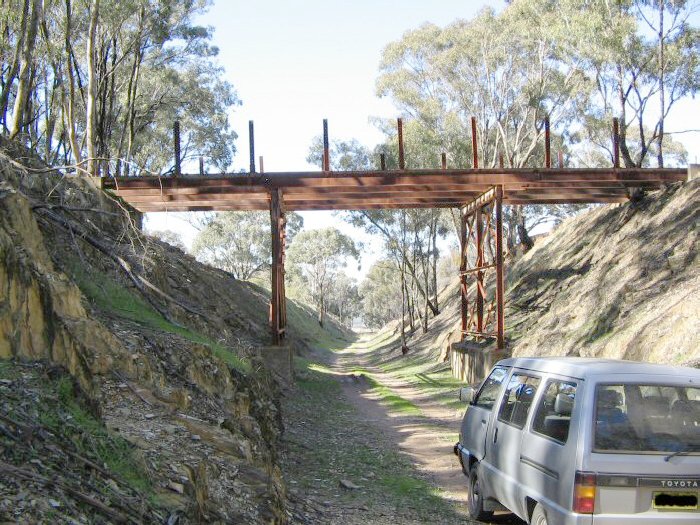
<box><xmin>407</xmin><ymin>279</ymin><xmax>415</xmax><ymax>333</ymax></box>
<box><xmin>514</xmin><ymin>205</ymin><xmax>533</xmax><ymax>251</ymax></box>
<box><xmin>656</xmin><ymin>0</ymin><xmax>665</xmax><ymax>168</ymax></box>
<box><xmin>1</xmin><ymin>0</ymin><xmax>29</xmax><ymax>129</ymax></box>
<box><xmin>63</xmin><ymin>0</ymin><xmax>82</xmax><ymax>166</ymax></box>
<box><xmin>401</xmin><ymin>253</ymin><xmax>439</xmax><ymax>315</ymax></box>
<box><xmin>431</xmin><ymin>214</ymin><xmax>438</xmax><ymax>312</ymax></box>
<box><xmin>85</xmin><ymin>0</ymin><xmax>100</xmax><ymax>176</ymax></box>
<box><xmin>9</xmin><ymin>0</ymin><xmax>41</xmax><ymax>139</ymax></box>
<box><xmin>399</xmin><ymin>260</ymin><xmax>407</xmax><ymax>349</ymax></box>
<box><xmin>422</xmin><ymin>260</ymin><xmax>429</xmax><ymax>334</ymax></box>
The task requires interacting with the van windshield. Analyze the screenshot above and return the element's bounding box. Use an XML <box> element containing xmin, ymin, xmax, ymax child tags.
<box><xmin>594</xmin><ymin>384</ymin><xmax>700</xmax><ymax>454</ymax></box>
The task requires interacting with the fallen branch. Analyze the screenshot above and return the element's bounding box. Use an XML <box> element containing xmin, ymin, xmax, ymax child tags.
<box><xmin>31</xmin><ymin>203</ymin><xmax>121</xmax><ymax>217</ymax></box>
<box><xmin>31</xmin><ymin>194</ymin><xmax>208</xmax><ymax>323</ymax></box>
<box><xmin>112</xmin><ymin>371</ymin><xmax>153</xmax><ymax>407</ymax></box>
<box><xmin>0</xmin><ymin>461</ymin><xmax>130</xmax><ymax>523</ymax></box>
<box><xmin>34</xmin><ymin>204</ymin><xmax>183</xmax><ymax>327</ymax></box>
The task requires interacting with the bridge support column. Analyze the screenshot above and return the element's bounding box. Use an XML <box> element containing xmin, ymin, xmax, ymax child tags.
<box><xmin>460</xmin><ymin>185</ymin><xmax>505</xmax><ymax>350</ymax></box>
<box><xmin>270</xmin><ymin>189</ymin><xmax>287</xmax><ymax>345</ymax></box>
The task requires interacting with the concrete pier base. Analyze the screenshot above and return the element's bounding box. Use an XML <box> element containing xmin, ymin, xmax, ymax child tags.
<box><xmin>256</xmin><ymin>345</ymin><xmax>294</xmax><ymax>381</ymax></box>
<box><xmin>450</xmin><ymin>340</ymin><xmax>506</xmax><ymax>384</ymax></box>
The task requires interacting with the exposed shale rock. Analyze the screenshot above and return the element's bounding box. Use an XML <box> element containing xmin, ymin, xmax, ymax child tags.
<box><xmin>0</xmin><ymin>141</ymin><xmax>288</xmax><ymax>523</ymax></box>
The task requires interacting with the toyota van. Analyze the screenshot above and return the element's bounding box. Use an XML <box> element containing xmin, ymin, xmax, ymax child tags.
<box><xmin>454</xmin><ymin>357</ymin><xmax>700</xmax><ymax>524</ymax></box>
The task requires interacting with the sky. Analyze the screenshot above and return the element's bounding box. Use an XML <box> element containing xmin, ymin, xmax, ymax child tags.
<box><xmin>146</xmin><ymin>0</ymin><xmax>700</xmax><ymax>279</ymax></box>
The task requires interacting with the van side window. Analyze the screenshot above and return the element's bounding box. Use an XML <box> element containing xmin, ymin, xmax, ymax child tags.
<box><xmin>497</xmin><ymin>374</ymin><xmax>541</xmax><ymax>429</ymax></box>
<box><xmin>473</xmin><ymin>366</ymin><xmax>509</xmax><ymax>410</ymax></box>
<box><xmin>531</xmin><ymin>381</ymin><xmax>577</xmax><ymax>444</ymax></box>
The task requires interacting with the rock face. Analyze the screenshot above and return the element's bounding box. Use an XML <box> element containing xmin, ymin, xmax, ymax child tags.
<box><xmin>0</xmin><ymin>141</ymin><xmax>290</xmax><ymax>523</ymax></box>
<box><xmin>0</xmin><ymin>163</ymin><xmax>130</xmax><ymax>398</ymax></box>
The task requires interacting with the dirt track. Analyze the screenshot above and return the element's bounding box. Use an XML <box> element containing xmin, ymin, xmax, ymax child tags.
<box><xmin>282</xmin><ymin>336</ymin><xmax>523</xmax><ymax>524</ymax></box>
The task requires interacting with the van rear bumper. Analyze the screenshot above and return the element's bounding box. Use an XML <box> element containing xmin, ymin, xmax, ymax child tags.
<box><xmin>592</xmin><ymin>514</ymin><xmax>700</xmax><ymax>524</ymax></box>
<box><xmin>549</xmin><ymin>512</ymin><xmax>699</xmax><ymax>525</ymax></box>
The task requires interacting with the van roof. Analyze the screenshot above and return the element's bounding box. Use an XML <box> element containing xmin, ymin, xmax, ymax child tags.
<box><xmin>496</xmin><ymin>357</ymin><xmax>700</xmax><ymax>381</ymax></box>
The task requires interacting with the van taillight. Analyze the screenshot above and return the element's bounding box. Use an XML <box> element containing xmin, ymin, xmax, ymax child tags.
<box><xmin>573</xmin><ymin>471</ymin><xmax>597</xmax><ymax>514</ymax></box>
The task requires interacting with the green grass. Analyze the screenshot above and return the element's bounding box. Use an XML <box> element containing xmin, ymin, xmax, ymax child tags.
<box><xmin>0</xmin><ymin>361</ymin><xmax>155</xmax><ymax>495</ymax></box>
<box><xmin>52</xmin><ymin>377</ymin><xmax>151</xmax><ymax>492</ymax></box>
<box><xmin>380</xmin><ymin>474</ymin><xmax>436</xmax><ymax>498</ymax></box>
<box><xmin>361</xmin><ymin>373</ymin><xmax>422</xmax><ymax>416</ymax></box>
<box><xmin>286</xmin><ymin>298</ymin><xmax>350</xmax><ymax>351</ymax></box>
<box><xmin>67</xmin><ymin>259</ymin><xmax>251</xmax><ymax>373</ymax></box>
<box><xmin>295</xmin><ymin>358</ymin><xmax>342</xmax><ymax>395</ymax></box>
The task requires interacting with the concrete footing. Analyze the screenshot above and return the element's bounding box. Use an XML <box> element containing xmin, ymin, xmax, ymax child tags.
<box><xmin>689</xmin><ymin>164</ymin><xmax>699</xmax><ymax>181</ymax></box>
<box><xmin>450</xmin><ymin>340</ymin><xmax>506</xmax><ymax>384</ymax></box>
<box><xmin>256</xmin><ymin>345</ymin><xmax>294</xmax><ymax>381</ymax></box>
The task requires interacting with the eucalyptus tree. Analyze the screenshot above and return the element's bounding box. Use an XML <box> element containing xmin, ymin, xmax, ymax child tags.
<box><xmin>306</xmin><ymin>136</ymin><xmax>449</xmax><ymax>333</ymax></box>
<box><xmin>376</xmin><ymin>3</ymin><xmax>592</xmax><ymax>249</ymax></box>
<box><xmin>1</xmin><ymin>0</ymin><xmax>240</xmax><ymax>175</ymax></box>
<box><xmin>192</xmin><ymin>211</ymin><xmax>303</xmax><ymax>281</ymax></box>
<box><xmin>326</xmin><ymin>272</ymin><xmax>361</xmax><ymax>328</ymax></box>
<box><xmin>568</xmin><ymin>0</ymin><xmax>698</xmax><ymax>168</ymax></box>
<box><xmin>359</xmin><ymin>260</ymin><xmax>403</xmax><ymax>329</ymax></box>
<box><xmin>286</xmin><ymin>227</ymin><xmax>359</xmax><ymax>327</ymax></box>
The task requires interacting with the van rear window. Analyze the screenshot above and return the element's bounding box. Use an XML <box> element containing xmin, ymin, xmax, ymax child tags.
<box><xmin>594</xmin><ymin>384</ymin><xmax>700</xmax><ymax>454</ymax></box>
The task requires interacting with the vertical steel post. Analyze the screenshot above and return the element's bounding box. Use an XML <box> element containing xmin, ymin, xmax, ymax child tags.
<box><xmin>545</xmin><ymin>117</ymin><xmax>551</xmax><ymax>169</ymax></box>
<box><xmin>558</xmin><ymin>150</ymin><xmax>564</xmax><ymax>168</ymax></box>
<box><xmin>279</xmin><ymin>205</ymin><xmax>287</xmax><ymax>339</ymax></box>
<box><xmin>198</xmin><ymin>156</ymin><xmax>204</xmax><ymax>176</ymax></box>
<box><xmin>249</xmin><ymin>120</ymin><xmax>255</xmax><ymax>174</ymax></box>
<box><xmin>612</xmin><ymin>118</ymin><xmax>620</xmax><ymax>169</ymax></box>
<box><xmin>323</xmin><ymin>119</ymin><xmax>330</xmax><ymax>171</ymax></box>
<box><xmin>471</xmin><ymin>116</ymin><xmax>479</xmax><ymax>169</ymax></box>
<box><xmin>460</xmin><ymin>211</ymin><xmax>468</xmax><ymax>338</ymax></box>
<box><xmin>397</xmin><ymin>118</ymin><xmax>405</xmax><ymax>170</ymax></box>
<box><xmin>259</xmin><ymin>156</ymin><xmax>264</xmax><ymax>174</ymax></box>
<box><xmin>269</xmin><ymin>189</ymin><xmax>283</xmax><ymax>345</ymax></box>
<box><xmin>495</xmin><ymin>185</ymin><xmax>505</xmax><ymax>350</ymax></box>
<box><xmin>475</xmin><ymin>206</ymin><xmax>484</xmax><ymax>333</ymax></box>
<box><xmin>173</xmin><ymin>120</ymin><xmax>181</xmax><ymax>176</ymax></box>
<box><xmin>380</xmin><ymin>153</ymin><xmax>386</xmax><ymax>171</ymax></box>
<box><xmin>441</xmin><ymin>152</ymin><xmax>447</xmax><ymax>170</ymax></box>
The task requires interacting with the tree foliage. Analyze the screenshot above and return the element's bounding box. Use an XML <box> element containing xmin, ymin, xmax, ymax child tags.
<box><xmin>375</xmin><ymin>0</ymin><xmax>698</xmax><ymax>248</ymax></box>
<box><xmin>191</xmin><ymin>211</ymin><xmax>303</xmax><ymax>280</ymax></box>
<box><xmin>359</xmin><ymin>260</ymin><xmax>403</xmax><ymax>329</ymax></box>
<box><xmin>286</xmin><ymin>227</ymin><xmax>359</xmax><ymax>327</ymax></box>
<box><xmin>1</xmin><ymin>0</ymin><xmax>240</xmax><ymax>175</ymax></box>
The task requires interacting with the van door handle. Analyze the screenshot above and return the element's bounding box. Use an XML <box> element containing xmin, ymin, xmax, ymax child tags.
<box><xmin>493</xmin><ymin>428</ymin><xmax>499</xmax><ymax>444</ymax></box>
<box><xmin>481</xmin><ymin>419</ymin><xmax>487</xmax><ymax>424</ymax></box>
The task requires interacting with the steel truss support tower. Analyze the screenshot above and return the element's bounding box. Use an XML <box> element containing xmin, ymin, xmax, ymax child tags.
<box><xmin>460</xmin><ymin>186</ymin><xmax>505</xmax><ymax>349</ymax></box>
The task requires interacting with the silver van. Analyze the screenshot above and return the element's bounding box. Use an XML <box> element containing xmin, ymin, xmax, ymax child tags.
<box><xmin>454</xmin><ymin>357</ymin><xmax>700</xmax><ymax>524</ymax></box>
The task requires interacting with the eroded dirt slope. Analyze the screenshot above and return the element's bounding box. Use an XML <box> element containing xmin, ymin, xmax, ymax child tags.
<box><xmin>507</xmin><ymin>179</ymin><xmax>699</xmax><ymax>364</ymax></box>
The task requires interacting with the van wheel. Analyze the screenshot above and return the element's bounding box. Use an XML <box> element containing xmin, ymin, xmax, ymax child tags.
<box><xmin>467</xmin><ymin>465</ymin><xmax>493</xmax><ymax>521</ymax></box>
<box><xmin>531</xmin><ymin>503</ymin><xmax>548</xmax><ymax>525</ymax></box>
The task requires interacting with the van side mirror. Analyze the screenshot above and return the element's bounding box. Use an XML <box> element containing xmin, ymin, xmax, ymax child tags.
<box><xmin>460</xmin><ymin>387</ymin><xmax>476</xmax><ymax>404</ymax></box>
